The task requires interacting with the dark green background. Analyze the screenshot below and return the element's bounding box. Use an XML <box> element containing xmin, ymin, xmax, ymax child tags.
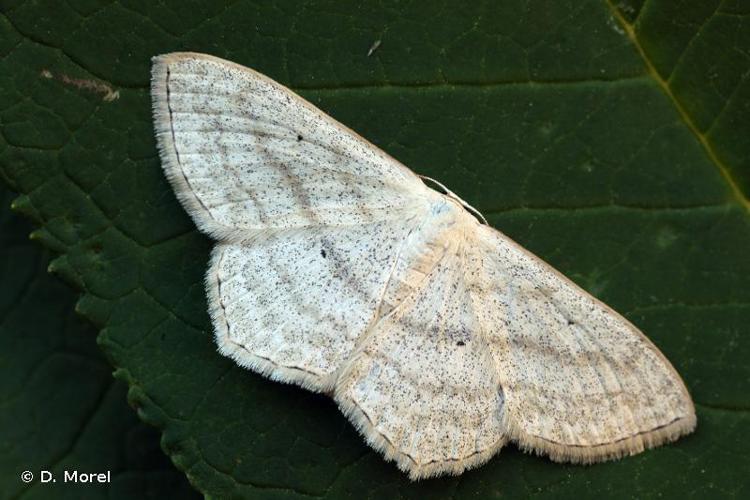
<box><xmin>1</xmin><ymin>0</ymin><xmax>748</xmax><ymax>498</ymax></box>
<box><xmin>0</xmin><ymin>188</ymin><xmax>201</xmax><ymax>499</ymax></box>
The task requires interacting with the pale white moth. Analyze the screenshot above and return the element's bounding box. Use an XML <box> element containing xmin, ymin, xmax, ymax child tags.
<box><xmin>150</xmin><ymin>52</ymin><xmax>696</xmax><ymax>480</ymax></box>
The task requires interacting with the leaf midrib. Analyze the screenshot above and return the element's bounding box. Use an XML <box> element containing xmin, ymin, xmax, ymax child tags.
<box><xmin>606</xmin><ymin>0</ymin><xmax>750</xmax><ymax>212</ymax></box>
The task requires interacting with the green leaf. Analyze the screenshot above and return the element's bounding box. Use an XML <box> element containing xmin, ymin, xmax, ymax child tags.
<box><xmin>0</xmin><ymin>187</ymin><xmax>200</xmax><ymax>499</ymax></box>
<box><xmin>1</xmin><ymin>0</ymin><xmax>749</xmax><ymax>498</ymax></box>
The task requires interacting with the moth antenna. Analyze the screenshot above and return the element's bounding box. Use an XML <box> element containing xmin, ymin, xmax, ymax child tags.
<box><xmin>418</xmin><ymin>174</ymin><xmax>489</xmax><ymax>225</ymax></box>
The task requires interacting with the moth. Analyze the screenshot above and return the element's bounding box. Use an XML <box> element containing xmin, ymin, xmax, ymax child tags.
<box><xmin>150</xmin><ymin>52</ymin><xmax>696</xmax><ymax>480</ymax></box>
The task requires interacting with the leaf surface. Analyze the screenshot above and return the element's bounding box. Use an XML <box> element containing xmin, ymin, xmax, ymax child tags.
<box><xmin>0</xmin><ymin>187</ymin><xmax>200</xmax><ymax>499</ymax></box>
